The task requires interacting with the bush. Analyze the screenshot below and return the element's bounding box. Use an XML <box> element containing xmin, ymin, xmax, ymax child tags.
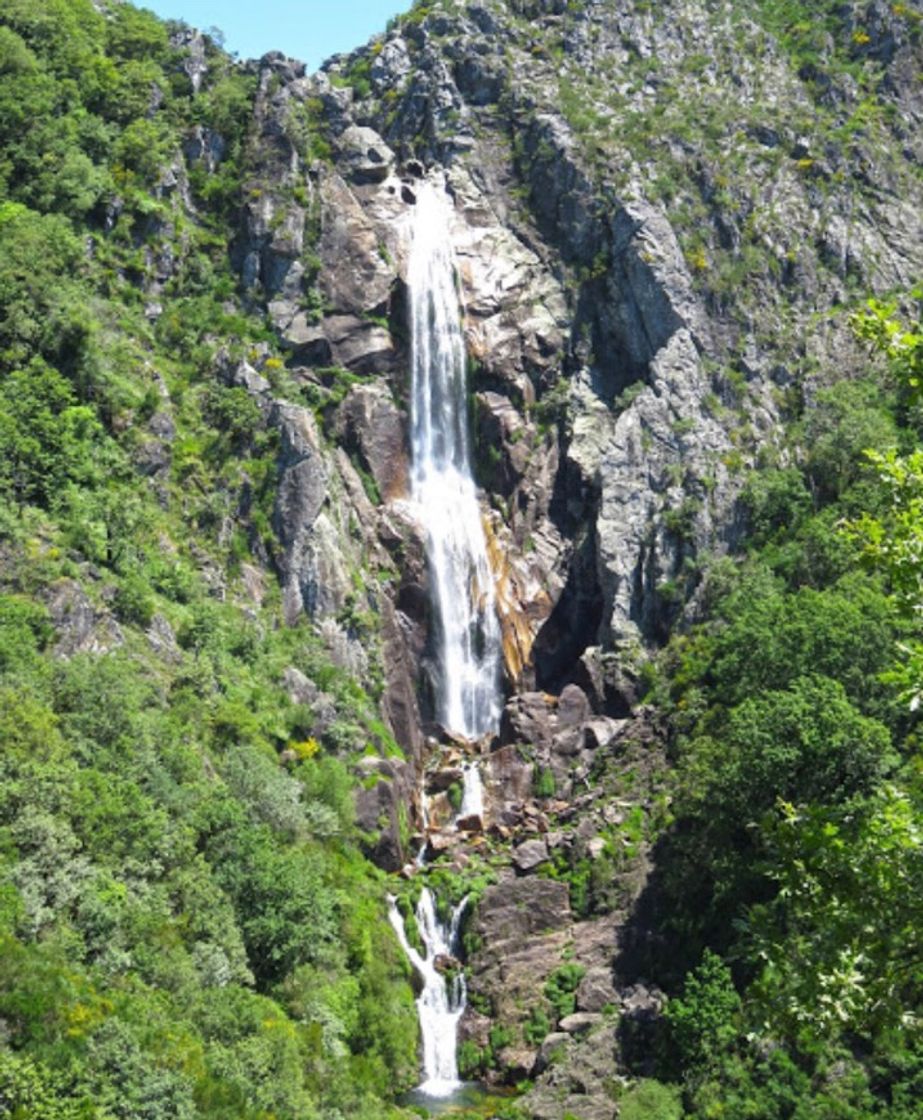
<box><xmin>619</xmin><ymin>1079</ymin><xmax>683</xmax><ymax>1120</ymax></box>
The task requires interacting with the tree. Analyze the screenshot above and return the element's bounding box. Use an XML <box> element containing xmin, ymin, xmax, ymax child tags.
<box><xmin>664</xmin><ymin>949</ymin><xmax>741</xmax><ymax>1073</ymax></box>
<box><xmin>744</xmin><ymin>786</ymin><xmax>923</xmax><ymax>1045</ymax></box>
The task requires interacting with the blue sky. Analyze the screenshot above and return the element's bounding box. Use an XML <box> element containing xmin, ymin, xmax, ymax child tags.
<box><xmin>141</xmin><ymin>0</ymin><xmax>409</xmax><ymax>71</ymax></box>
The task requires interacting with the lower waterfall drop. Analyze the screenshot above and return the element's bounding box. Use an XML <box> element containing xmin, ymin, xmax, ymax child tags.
<box><xmin>387</xmin><ymin>890</ymin><xmax>469</xmax><ymax>1098</ymax></box>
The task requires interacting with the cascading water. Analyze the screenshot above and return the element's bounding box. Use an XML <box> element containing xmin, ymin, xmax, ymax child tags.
<box><xmin>388</xmin><ymin>890</ymin><xmax>469</xmax><ymax>1097</ymax></box>
<box><xmin>408</xmin><ymin>182</ymin><xmax>502</xmax><ymax>740</ymax></box>
<box><xmin>458</xmin><ymin>761</ymin><xmax>484</xmax><ymax>821</ymax></box>
<box><xmin>391</xmin><ymin>181</ymin><xmax>503</xmax><ymax>1099</ymax></box>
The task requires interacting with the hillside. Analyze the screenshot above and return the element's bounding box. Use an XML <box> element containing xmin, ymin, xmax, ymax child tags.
<box><xmin>0</xmin><ymin>1</ymin><xmax>922</xmax><ymax>1118</ymax></box>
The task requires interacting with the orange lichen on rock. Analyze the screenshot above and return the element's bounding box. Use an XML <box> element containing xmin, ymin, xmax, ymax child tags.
<box><xmin>483</xmin><ymin>513</ymin><xmax>549</xmax><ymax>689</ymax></box>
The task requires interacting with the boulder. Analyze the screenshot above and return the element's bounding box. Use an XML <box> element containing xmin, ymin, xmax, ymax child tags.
<box><xmin>323</xmin><ymin>314</ymin><xmax>395</xmax><ymax>374</ymax></box>
<box><xmin>456</xmin><ymin>813</ymin><xmax>484</xmax><ymax>833</ymax></box>
<box><xmin>576</xmin><ymin>966</ymin><xmax>618</xmax><ymax>1014</ymax></box>
<box><xmin>336</xmin><ymin>125</ymin><xmax>396</xmax><ymax>184</ymax></box>
<box><xmin>557</xmin><ymin>683</ymin><xmax>591</xmax><ymax>727</ymax></box>
<box><xmin>512</xmin><ymin>838</ymin><xmax>549</xmax><ymax>873</ymax></box>
<box><xmin>280</xmin><ymin>316</ymin><xmax>332</xmax><ymax>364</ymax></box>
<box><xmin>533</xmin><ymin>1032</ymin><xmax>570</xmax><ymax>1075</ymax></box>
<box><xmin>500</xmin><ymin>692</ymin><xmax>556</xmax><ymax>751</ymax></box>
<box><xmin>559</xmin><ymin>1012</ymin><xmax>603</xmax><ymax>1035</ymax></box>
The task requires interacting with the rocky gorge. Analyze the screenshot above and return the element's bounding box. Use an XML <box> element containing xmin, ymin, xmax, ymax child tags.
<box><xmin>1</xmin><ymin>0</ymin><xmax>922</xmax><ymax>1117</ymax></box>
<box><xmin>179</xmin><ymin>0</ymin><xmax>923</xmax><ymax>1112</ymax></box>
<box><xmin>202</xmin><ymin>1</ymin><xmax>923</xmax><ymax>1108</ymax></box>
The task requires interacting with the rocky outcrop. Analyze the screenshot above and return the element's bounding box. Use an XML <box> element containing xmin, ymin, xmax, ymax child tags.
<box><xmin>354</xmin><ymin>754</ymin><xmax>419</xmax><ymax>871</ymax></box>
<box><xmin>271</xmin><ymin>403</ymin><xmax>334</xmax><ymax>623</ymax></box>
<box><xmin>43</xmin><ymin>580</ymin><xmax>124</xmax><ymax>658</ymax></box>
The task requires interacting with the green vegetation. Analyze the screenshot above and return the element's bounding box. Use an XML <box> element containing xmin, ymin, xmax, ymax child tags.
<box><xmin>3</xmin><ymin>0</ymin><xmax>923</xmax><ymax>1116</ymax></box>
<box><xmin>638</xmin><ymin>293</ymin><xmax>923</xmax><ymax>1116</ymax></box>
<box><xmin>544</xmin><ymin>963</ymin><xmax>586</xmax><ymax>1024</ymax></box>
<box><xmin>0</xmin><ymin>2</ymin><xmax>418</xmax><ymax>1116</ymax></box>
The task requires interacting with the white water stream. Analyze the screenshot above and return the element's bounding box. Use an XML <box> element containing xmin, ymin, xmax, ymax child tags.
<box><xmin>388</xmin><ymin>890</ymin><xmax>469</xmax><ymax>1097</ymax></box>
<box><xmin>458</xmin><ymin>761</ymin><xmax>484</xmax><ymax>820</ymax></box>
<box><xmin>390</xmin><ymin>181</ymin><xmax>504</xmax><ymax>1098</ymax></box>
<box><xmin>408</xmin><ymin>182</ymin><xmax>502</xmax><ymax>740</ymax></box>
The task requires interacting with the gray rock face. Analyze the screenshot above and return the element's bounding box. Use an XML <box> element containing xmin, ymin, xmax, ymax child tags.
<box><xmin>317</xmin><ymin>171</ymin><xmax>396</xmax><ymax>316</ymax></box>
<box><xmin>271</xmin><ymin>404</ymin><xmax>330</xmax><ymax>624</ymax></box>
<box><xmin>522</xmin><ymin>1022</ymin><xmax>620</xmax><ymax>1120</ymax></box>
<box><xmin>576</xmin><ymin>966</ymin><xmax>619</xmax><ymax>1013</ymax></box>
<box><xmin>182</xmin><ymin>125</ymin><xmax>225</xmax><ymax>172</ymax></box>
<box><xmin>44</xmin><ymin>580</ymin><xmax>123</xmax><ymax>658</ymax></box>
<box><xmin>336</xmin><ymin>125</ymin><xmax>396</xmax><ymax>184</ymax></box>
<box><xmin>559</xmin><ymin>1011</ymin><xmax>603</xmax><ymax>1035</ymax></box>
<box><xmin>353</xmin><ymin>756</ymin><xmax>417</xmax><ymax>871</ymax></box>
<box><xmin>475</xmin><ymin>878</ymin><xmax>571</xmax><ymax>944</ymax></box>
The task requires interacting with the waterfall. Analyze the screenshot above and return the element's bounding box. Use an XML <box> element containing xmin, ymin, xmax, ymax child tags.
<box><xmin>408</xmin><ymin>182</ymin><xmax>502</xmax><ymax>740</ymax></box>
<box><xmin>391</xmin><ymin>180</ymin><xmax>501</xmax><ymax>1098</ymax></box>
<box><xmin>458</xmin><ymin>761</ymin><xmax>484</xmax><ymax>821</ymax></box>
<box><xmin>388</xmin><ymin>890</ymin><xmax>469</xmax><ymax>1097</ymax></box>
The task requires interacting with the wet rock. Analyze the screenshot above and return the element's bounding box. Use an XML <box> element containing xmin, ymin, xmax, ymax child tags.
<box><xmin>434</xmin><ymin>953</ymin><xmax>461</xmax><ymax>973</ymax></box>
<box><xmin>426</xmin><ymin>767</ymin><xmax>464</xmax><ymax>793</ymax></box>
<box><xmin>456</xmin><ymin>813</ymin><xmax>484</xmax><ymax>833</ymax></box>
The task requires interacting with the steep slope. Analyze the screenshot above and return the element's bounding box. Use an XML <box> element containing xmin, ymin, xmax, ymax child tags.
<box><xmin>1</xmin><ymin>0</ymin><xmax>923</xmax><ymax>1118</ymax></box>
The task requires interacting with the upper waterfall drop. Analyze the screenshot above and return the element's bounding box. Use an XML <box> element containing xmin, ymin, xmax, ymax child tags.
<box><xmin>408</xmin><ymin>183</ymin><xmax>502</xmax><ymax>739</ymax></box>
